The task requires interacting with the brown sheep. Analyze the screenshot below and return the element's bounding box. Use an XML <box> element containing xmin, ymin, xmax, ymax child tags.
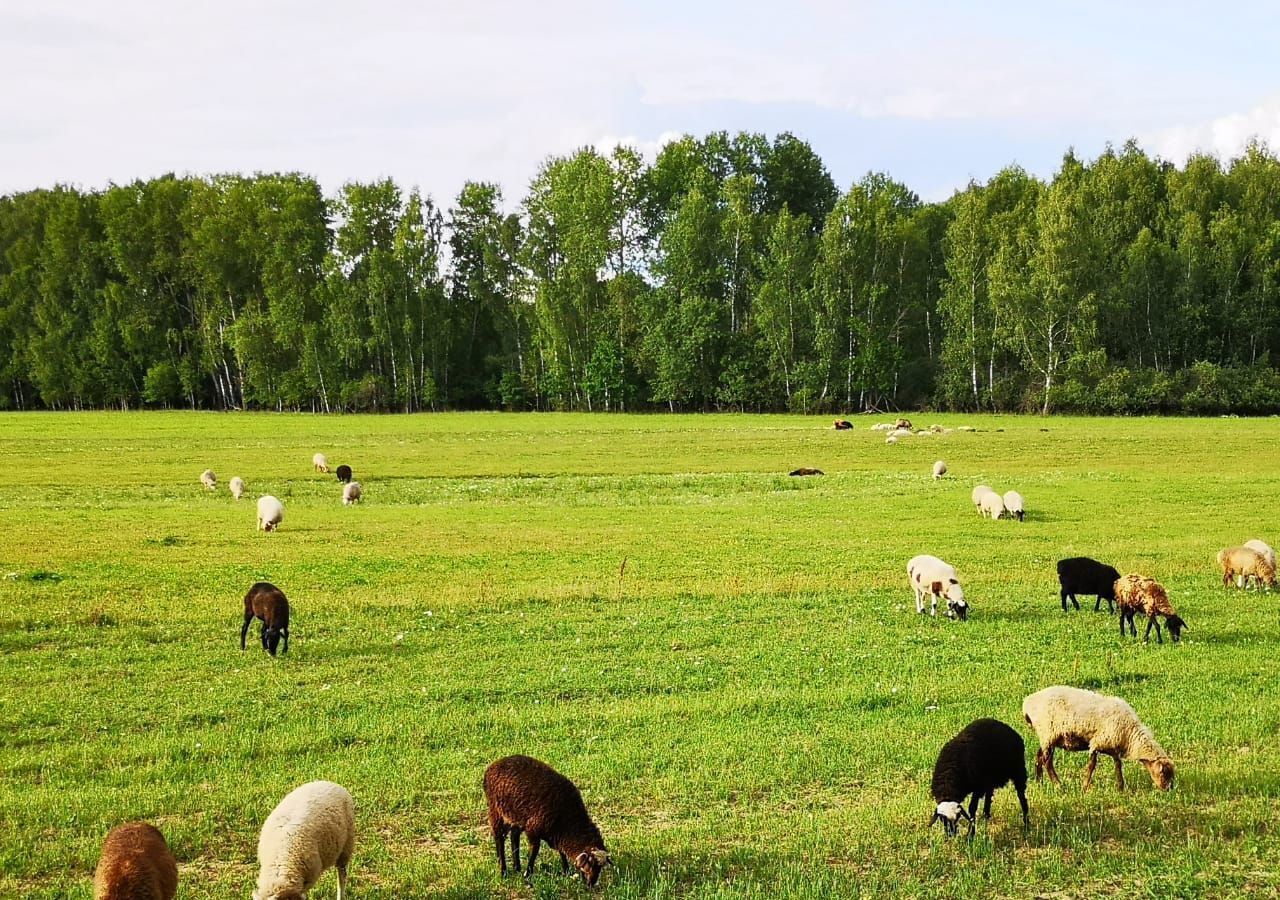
<box><xmin>93</xmin><ymin>822</ymin><xmax>177</xmax><ymax>900</ymax></box>
<box><xmin>789</xmin><ymin>467</ymin><xmax>824</xmax><ymax>476</ymax></box>
<box><xmin>1217</xmin><ymin>546</ymin><xmax>1276</xmax><ymax>591</ymax></box>
<box><xmin>241</xmin><ymin>582</ymin><xmax>290</xmax><ymax>656</ymax></box>
<box><xmin>894</xmin><ymin>417</ymin><xmax>913</xmax><ymax>430</ymax></box>
<box><xmin>833</xmin><ymin>419</ymin><xmax>853</xmax><ymax>430</ymax></box>
<box><xmin>484</xmin><ymin>755</ymin><xmax>610</xmax><ymax>886</ymax></box>
<box><xmin>1114</xmin><ymin>574</ymin><xmax>1187</xmax><ymax>644</ymax></box>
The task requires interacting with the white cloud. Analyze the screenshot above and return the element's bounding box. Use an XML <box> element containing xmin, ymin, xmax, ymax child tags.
<box><xmin>1144</xmin><ymin>96</ymin><xmax>1280</xmax><ymax>163</ymax></box>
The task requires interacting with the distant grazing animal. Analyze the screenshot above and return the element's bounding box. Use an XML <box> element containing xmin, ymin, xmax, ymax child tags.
<box><xmin>335</xmin><ymin>465</ymin><xmax>353</xmax><ymax>484</ymax></box>
<box><xmin>870</xmin><ymin>422</ymin><xmax>894</xmax><ymax>432</ymax></box>
<box><xmin>789</xmin><ymin>467</ymin><xmax>824</xmax><ymax>476</ymax></box>
<box><xmin>1217</xmin><ymin>546</ymin><xmax>1275</xmax><ymax>591</ymax></box>
<box><xmin>894</xmin><ymin>417</ymin><xmax>913</xmax><ymax>430</ymax></box>
<box><xmin>94</xmin><ymin>822</ymin><xmax>177</xmax><ymax>900</ymax></box>
<box><xmin>932</xmin><ymin>460</ymin><xmax>947</xmax><ymax>480</ymax></box>
<box><xmin>930</xmin><ymin>718</ymin><xmax>1029</xmax><ymax>839</ymax></box>
<box><xmin>833</xmin><ymin>419</ymin><xmax>853</xmax><ymax>430</ymax></box>
<box><xmin>312</xmin><ymin>452</ymin><xmax>329</xmax><ymax>473</ymax></box>
<box><xmin>241</xmin><ymin>581</ymin><xmax>290</xmax><ymax>656</ymax></box>
<box><xmin>253</xmin><ymin>781</ymin><xmax>354</xmax><ymax>900</ymax></box>
<box><xmin>971</xmin><ymin>485</ymin><xmax>995</xmax><ymax>511</ymax></box>
<box><xmin>1022</xmin><ymin>685</ymin><xmax>1174</xmax><ymax>791</ymax></box>
<box><xmin>484</xmin><ymin>755</ymin><xmax>611</xmax><ymax>885</ymax></box>
<box><xmin>1056</xmin><ymin>557</ymin><xmax>1121</xmax><ymax>612</ymax></box>
<box><xmin>257</xmin><ymin>495</ymin><xmax>284</xmax><ymax>532</ymax></box>
<box><xmin>907</xmin><ymin>554</ymin><xmax>968</xmax><ymax>620</ymax></box>
<box><xmin>229</xmin><ymin>476</ymin><xmax>246</xmax><ymax>501</ymax></box>
<box><xmin>1002</xmin><ymin>490</ymin><xmax>1024</xmax><ymax>522</ymax></box>
<box><xmin>200</xmin><ymin>469</ymin><xmax>217</xmax><ymax>491</ymax></box>
<box><xmin>1244</xmin><ymin>539</ymin><xmax>1276</xmax><ymax>573</ymax></box>
<box><xmin>342</xmin><ymin>481</ymin><xmax>362</xmax><ymax>505</ymax></box>
<box><xmin>978</xmin><ymin>491</ymin><xmax>1004</xmax><ymax>520</ymax></box>
<box><xmin>1114</xmin><ymin>574</ymin><xmax>1186</xmax><ymax>643</ymax></box>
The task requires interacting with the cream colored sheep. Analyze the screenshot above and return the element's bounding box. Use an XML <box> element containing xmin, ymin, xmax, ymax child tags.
<box><xmin>229</xmin><ymin>477</ymin><xmax>246</xmax><ymax>501</ymax></box>
<box><xmin>342</xmin><ymin>482</ymin><xmax>361</xmax><ymax>506</ymax></box>
<box><xmin>1022</xmin><ymin>685</ymin><xmax>1174</xmax><ymax>791</ymax></box>
<box><xmin>1002</xmin><ymin>490</ymin><xmax>1024</xmax><ymax>522</ymax></box>
<box><xmin>1244</xmin><ymin>539</ymin><xmax>1276</xmax><ymax>575</ymax></box>
<box><xmin>871</xmin><ymin>422</ymin><xmax>894</xmax><ymax>432</ymax></box>
<box><xmin>907</xmin><ymin>554</ymin><xmax>968</xmax><ymax>619</ymax></box>
<box><xmin>932</xmin><ymin>460</ymin><xmax>947</xmax><ymax>480</ymax></box>
<box><xmin>312</xmin><ymin>453</ymin><xmax>329</xmax><ymax>473</ymax></box>
<box><xmin>886</xmin><ymin>435</ymin><xmax>899</xmax><ymax>445</ymax></box>
<box><xmin>1217</xmin><ymin>546</ymin><xmax>1276</xmax><ymax>591</ymax></box>
<box><xmin>253</xmin><ymin>781</ymin><xmax>354</xmax><ymax>900</ymax></box>
<box><xmin>888</xmin><ymin>427</ymin><xmax>912</xmax><ymax>438</ymax></box>
<box><xmin>199</xmin><ymin>469</ymin><xmax>217</xmax><ymax>491</ymax></box>
<box><xmin>979</xmin><ymin>491</ymin><xmax>1004</xmax><ymax>520</ymax></box>
<box><xmin>971</xmin><ymin>485</ymin><xmax>995</xmax><ymax>510</ymax></box>
<box><xmin>257</xmin><ymin>495</ymin><xmax>284</xmax><ymax>532</ymax></box>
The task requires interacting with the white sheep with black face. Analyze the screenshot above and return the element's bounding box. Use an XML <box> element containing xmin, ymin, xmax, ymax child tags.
<box><xmin>907</xmin><ymin>554</ymin><xmax>968</xmax><ymax>620</ymax></box>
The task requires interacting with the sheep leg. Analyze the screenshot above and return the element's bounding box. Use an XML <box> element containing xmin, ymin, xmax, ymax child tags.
<box><xmin>1112</xmin><ymin>753</ymin><xmax>1126</xmax><ymax>791</ymax></box>
<box><xmin>966</xmin><ymin>794</ymin><xmax>980</xmax><ymax>838</ymax></box>
<box><xmin>982</xmin><ymin>792</ymin><xmax>993</xmax><ymax>819</ymax></box>
<box><xmin>1014</xmin><ymin>778</ymin><xmax>1029</xmax><ymax>828</ymax></box>
<box><xmin>281</xmin><ymin>627</ymin><xmax>288</xmax><ymax>654</ymax></box>
<box><xmin>240</xmin><ymin>613</ymin><xmax>253</xmax><ymax>650</ymax></box>
<box><xmin>524</xmin><ymin>836</ymin><xmax>541</xmax><ymax>878</ymax></box>
<box><xmin>336</xmin><ymin>858</ymin><xmax>347</xmax><ymax>900</ymax></box>
<box><xmin>510</xmin><ymin>827</ymin><xmax>522</xmax><ymax>872</ymax></box>
<box><xmin>490</xmin><ymin>815</ymin><xmax>508</xmax><ymax>875</ymax></box>
<box><xmin>1033</xmin><ymin>748</ymin><xmax>1044</xmax><ymax>781</ymax></box>
<box><xmin>1145</xmin><ymin>616</ymin><xmax>1161</xmax><ymax>644</ymax></box>
<box><xmin>559</xmin><ymin>850</ymin><xmax>570</xmax><ymax>874</ymax></box>
<box><xmin>1083</xmin><ymin>750</ymin><xmax>1098</xmax><ymax>790</ymax></box>
<box><xmin>1045</xmin><ymin>745</ymin><xmax>1061</xmax><ymax>785</ymax></box>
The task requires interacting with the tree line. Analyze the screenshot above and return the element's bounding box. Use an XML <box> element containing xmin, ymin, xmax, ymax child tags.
<box><xmin>2</xmin><ymin>133</ymin><xmax>1279</xmax><ymax>414</ymax></box>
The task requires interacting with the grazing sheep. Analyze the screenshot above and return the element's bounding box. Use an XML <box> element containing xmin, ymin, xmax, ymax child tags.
<box><xmin>335</xmin><ymin>465</ymin><xmax>352</xmax><ymax>484</ymax></box>
<box><xmin>907</xmin><ymin>554</ymin><xmax>968</xmax><ymax>620</ymax></box>
<box><xmin>342</xmin><ymin>481</ymin><xmax>362</xmax><ymax>505</ymax></box>
<box><xmin>253</xmin><ymin>781</ymin><xmax>355</xmax><ymax>900</ymax></box>
<box><xmin>1114</xmin><ymin>574</ymin><xmax>1187</xmax><ymax>643</ymax></box>
<box><xmin>932</xmin><ymin>460</ymin><xmax>947</xmax><ymax>480</ymax></box>
<box><xmin>199</xmin><ymin>469</ymin><xmax>217</xmax><ymax>491</ymax></box>
<box><xmin>312</xmin><ymin>452</ymin><xmax>329</xmax><ymax>473</ymax></box>
<box><xmin>1217</xmin><ymin>546</ymin><xmax>1276</xmax><ymax>591</ymax></box>
<box><xmin>971</xmin><ymin>485</ymin><xmax>995</xmax><ymax>511</ymax></box>
<box><xmin>929</xmin><ymin>424</ymin><xmax>947</xmax><ymax>434</ymax></box>
<box><xmin>1056</xmin><ymin>557</ymin><xmax>1121</xmax><ymax>612</ymax></box>
<box><xmin>930</xmin><ymin>718</ymin><xmax>1029</xmax><ymax>839</ymax></box>
<box><xmin>241</xmin><ymin>581</ymin><xmax>290</xmax><ymax>656</ymax></box>
<box><xmin>484</xmin><ymin>755</ymin><xmax>611</xmax><ymax>885</ymax></box>
<box><xmin>257</xmin><ymin>495</ymin><xmax>284</xmax><ymax>532</ymax></box>
<box><xmin>833</xmin><ymin>419</ymin><xmax>853</xmax><ymax>430</ymax></box>
<box><xmin>1002</xmin><ymin>490</ymin><xmax>1024</xmax><ymax>522</ymax></box>
<box><xmin>94</xmin><ymin>822</ymin><xmax>177</xmax><ymax>900</ymax></box>
<box><xmin>789</xmin><ymin>467</ymin><xmax>824</xmax><ymax>477</ymax></box>
<box><xmin>979</xmin><ymin>491</ymin><xmax>1005</xmax><ymax>520</ymax></box>
<box><xmin>1244</xmin><ymin>539</ymin><xmax>1276</xmax><ymax>573</ymax></box>
<box><xmin>894</xmin><ymin>417</ymin><xmax>913</xmax><ymax>430</ymax></box>
<box><xmin>1022</xmin><ymin>685</ymin><xmax>1175</xmax><ymax>791</ymax></box>
<box><xmin>229</xmin><ymin>476</ymin><xmax>246</xmax><ymax>501</ymax></box>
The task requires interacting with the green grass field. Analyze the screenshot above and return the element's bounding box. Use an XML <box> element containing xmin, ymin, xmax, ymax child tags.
<box><xmin>2</xmin><ymin>412</ymin><xmax>1278</xmax><ymax>899</ymax></box>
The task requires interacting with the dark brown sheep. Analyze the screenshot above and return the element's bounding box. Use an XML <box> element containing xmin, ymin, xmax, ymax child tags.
<box><xmin>789</xmin><ymin>467</ymin><xmax>824</xmax><ymax>476</ymax></box>
<box><xmin>833</xmin><ymin>419</ymin><xmax>853</xmax><ymax>430</ymax></box>
<box><xmin>241</xmin><ymin>582</ymin><xmax>290</xmax><ymax>656</ymax></box>
<box><xmin>335</xmin><ymin>464</ymin><xmax>353</xmax><ymax>484</ymax></box>
<box><xmin>484</xmin><ymin>755</ymin><xmax>610</xmax><ymax>886</ymax></box>
<box><xmin>93</xmin><ymin>822</ymin><xmax>177</xmax><ymax>900</ymax></box>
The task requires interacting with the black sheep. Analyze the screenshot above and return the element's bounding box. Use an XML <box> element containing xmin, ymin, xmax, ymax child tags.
<box><xmin>240</xmin><ymin>581</ymin><xmax>290</xmax><ymax>656</ymax></box>
<box><xmin>1056</xmin><ymin>557</ymin><xmax>1121</xmax><ymax>612</ymax></box>
<box><xmin>335</xmin><ymin>464</ymin><xmax>353</xmax><ymax>484</ymax></box>
<box><xmin>930</xmin><ymin>718</ymin><xmax>1029</xmax><ymax>839</ymax></box>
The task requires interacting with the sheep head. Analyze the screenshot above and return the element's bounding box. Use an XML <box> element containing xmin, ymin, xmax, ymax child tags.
<box><xmin>1142</xmin><ymin>757</ymin><xmax>1175</xmax><ymax>790</ymax></box>
<box><xmin>574</xmin><ymin>848</ymin><xmax>611</xmax><ymax>886</ymax></box>
<box><xmin>930</xmin><ymin>801</ymin><xmax>970</xmax><ymax>836</ymax></box>
<box><xmin>946</xmin><ymin>597</ymin><xmax>969</xmax><ymax>621</ymax></box>
<box><xmin>1164</xmin><ymin>614</ymin><xmax>1187</xmax><ymax>642</ymax></box>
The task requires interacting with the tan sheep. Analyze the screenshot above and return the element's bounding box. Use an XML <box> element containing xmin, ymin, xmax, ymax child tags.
<box><xmin>1244</xmin><ymin>539</ymin><xmax>1276</xmax><ymax>572</ymax></box>
<box><xmin>1218</xmin><ymin>546</ymin><xmax>1275</xmax><ymax>591</ymax></box>
<box><xmin>932</xmin><ymin>460</ymin><xmax>947</xmax><ymax>480</ymax></box>
<box><xmin>229</xmin><ymin>476</ymin><xmax>246</xmax><ymax>501</ymax></box>
<box><xmin>1114</xmin><ymin>574</ymin><xmax>1187</xmax><ymax>643</ymax></box>
<box><xmin>312</xmin><ymin>452</ymin><xmax>329</xmax><ymax>473</ymax></box>
<box><xmin>199</xmin><ymin>469</ymin><xmax>217</xmax><ymax>491</ymax></box>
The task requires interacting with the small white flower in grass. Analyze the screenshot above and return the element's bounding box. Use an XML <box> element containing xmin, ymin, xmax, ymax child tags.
<box><xmin>394</xmin><ymin>633</ymin><xmax>405</xmax><ymax>644</ymax></box>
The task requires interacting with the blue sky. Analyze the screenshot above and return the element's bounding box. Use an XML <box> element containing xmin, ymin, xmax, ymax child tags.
<box><xmin>2</xmin><ymin>0</ymin><xmax>1279</xmax><ymax>206</ymax></box>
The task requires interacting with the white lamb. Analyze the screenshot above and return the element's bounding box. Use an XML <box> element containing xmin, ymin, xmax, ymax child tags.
<box><xmin>342</xmin><ymin>482</ymin><xmax>361</xmax><ymax>506</ymax></box>
<box><xmin>312</xmin><ymin>453</ymin><xmax>329</xmax><ymax>473</ymax></box>
<box><xmin>1002</xmin><ymin>490</ymin><xmax>1024</xmax><ymax>522</ymax></box>
<box><xmin>200</xmin><ymin>469</ymin><xmax>217</xmax><ymax>491</ymax></box>
<box><xmin>229</xmin><ymin>477</ymin><xmax>246</xmax><ymax>501</ymax></box>
<box><xmin>253</xmin><ymin>780</ymin><xmax>355</xmax><ymax>900</ymax></box>
<box><xmin>971</xmin><ymin>485</ymin><xmax>994</xmax><ymax>511</ymax></box>
<box><xmin>979</xmin><ymin>491</ymin><xmax>1004</xmax><ymax>520</ymax></box>
<box><xmin>1245</xmin><ymin>539</ymin><xmax>1276</xmax><ymax>573</ymax></box>
<box><xmin>1022</xmin><ymin>686</ymin><xmax>1174</xmax><ymax>791</ymax></box>
<box><xmin>932</xmin><ymin>460</ymin><xmax>947</xmax><ymax>480</ymax></box>
<box><xmin>907</xmin><ymin>554</ymin><xmax>968</xmax><ymax>620</ymax></box>
<box><xmin>257</xmin><ymin>495</ymin><xmax>284</xmax><ymax>532</ymax></box>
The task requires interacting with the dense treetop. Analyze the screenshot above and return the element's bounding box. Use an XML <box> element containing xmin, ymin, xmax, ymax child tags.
<box><xmin>2</xmin><ymin>133</ymin><xmax>1279</xmax><ymax>413</ymax></box>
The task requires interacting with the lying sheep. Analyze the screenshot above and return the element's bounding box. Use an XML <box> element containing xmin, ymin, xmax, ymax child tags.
<box><xmin>484</xmin><ymin>755</ymin><xmax>611</xmax><ymax>885</ymax></box>
<box><xmin>907</xmin><ymin>554</ymin><xmax>968</xmax><ymax>620</ymax></box>
<box><xmin>229</xmin><ymin>476</ymin><xmax>246</xmax><ymax>501</ymax></box>
<box><xmin>833</xmin><ymin>419</ymin><xmax>853</xmax><ymax>430</ymax></box>
<box><xmin>1244</xmin><ymin>539</ymin><xmax>1276</xmax><ymax>572</ymax></box>
<box><xmin>932</xmin><ymin>460</ymin><xmax>947</xmax><ymax>480</ymax></box>
<box><xmin>335</xmin><ymin>464</ymin><xmax>353</xmax><ymax>484</ymax></box>
<box><xmin>241</xmin><ymin>582</ymin><xmax>290</xmax><ymax>656</ymax></box>
<box><xmin>1002</xmin><ymin>490</ymin><xmax>1024</xmax><ymax>522</ymax></box>
<box><xmin>200</xmin><ymin>469</ymin><xmax>217</xmax><ymax>491</ymax></box>
<box><xmin>894</xmin><ymin>417</ymin><xmax>913</xmax><ymax>430</ymax></box>
<box><xmin>94</xmin><ymin>822</ymin><xmax>177</xmax><ymax>900</ymax></box>
<box><xmin>257</xmin><ymin>495</ymin><xmax>284</xmax><ymax>532</ymax></box>
<box><xmin>342</xmin><ymin>481</ymin><xmax>362</xmax><ymax>505</ymax></box>
<box><xmin>971</xmin><ymin>485</ymin><xmax>994</xmax><ymax>512</ymax></box>
<box><xmin>789</xmin><ymin>467</ymin><xmax>823</xmax><ymax>477</ymax></box>
<box><xmin>1022</xmin><ymin>685</ymin><xmax>1175</xmax><ymax>791</ymax></box>
<box><xmin>888</xmin><ymin>427</ymin><xmax>913</xmax><ymax>438</ymax></box>
<box><xmin>930</xmin><ymin>718</ymin><xmax>1029</xmax><ymax>839</ymax></box>
<box><xmin>312</xmin><ymin>452</ymin><xmax>329</xmax><ymax>473</ymax></box>
<box><xmin>1114</xmin><ymin>574</ymin><xmax>1187</xmax><ymax>643</ymax></box>
<box><xmin>1056</xmin><ymin>557</ymin><xmax>1121</xmax><ymax>612</ymax></box>
<box><xmin>871</xmin><ymin>422</ymin><xmax>894</xmax><ymax>432</ymax></box>
<box><xmin>885</xmin><ymin>435</ymin><xmax>899</xmax><ymax>445</ymax></box>
<box><xmin>979</xmin><ymin>491</ymin><xmax>1005</xmax><ymax>520</ymax></box>
<box><xmin>1217</xmin><ymin>546</ymin><xmax>1276</xmax><ymax>591</ymax></box>
<box><xmin>254</xmin><ymin>781</ymin><xmax>354</xmax><ymax>900</ymax></box>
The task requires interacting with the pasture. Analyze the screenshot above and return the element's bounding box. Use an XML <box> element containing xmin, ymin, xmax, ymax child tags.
<box><xmin>1</xmin><ymin>412</ymin><xmax>1277</xmax><ymax>899</ymax></box>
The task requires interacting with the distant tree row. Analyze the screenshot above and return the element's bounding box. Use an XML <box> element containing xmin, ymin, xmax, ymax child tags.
<box><xmin>3</xmin><ymin>133</ymin><xmax>1280</xmax><ymax>414</ymax></box>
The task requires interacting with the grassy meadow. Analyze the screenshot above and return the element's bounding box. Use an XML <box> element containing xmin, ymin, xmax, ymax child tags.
<box><xmin>2</xmin><ymin>411</ymin><xmax>1279</xmax><ymax>899</ymax></box>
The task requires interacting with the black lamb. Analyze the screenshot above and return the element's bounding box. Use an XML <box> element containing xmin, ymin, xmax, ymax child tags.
<box><xmin>335</xmin><ymin>464</ymin><xmax>353</xmax><ymax>484</ymax></box>
<box><xmin>1056</xmin><ymin>556</ymin><xmax>1121</xmax><ymax>612</ymax></box>
<box><xmin>930</xmin><ymin>717</ymin><xmax>1029</xmax><ymax>839</ymax></box>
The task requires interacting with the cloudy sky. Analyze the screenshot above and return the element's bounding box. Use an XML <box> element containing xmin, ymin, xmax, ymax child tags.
<box><xmin>3</xmin><ymin>0</ymin><xmax>1279</xmax><ymax>206</ymax></box>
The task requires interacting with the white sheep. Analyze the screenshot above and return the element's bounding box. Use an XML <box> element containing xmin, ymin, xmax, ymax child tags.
<box><xmin>979</xmin><ymin>491</ymin><xmax>1004</xmax><ymax>520</ymax></box>
<box><xmin>886</xmin><ymin>435</ymin><xmax>899</xmax><ymax>445</ymax></box>
<box><xmin>312</xmin><ymin>453</ymin><xmax>329</xmax><ymax>473</ymax></box>
<box><xmin>871</xmin><ymin>422</ymin><xmax>894</xmax><ymax>432</ymax></box>
<box><xmin>342</xmin><ymin>481</ymin><xmax>361</xmax><ymax>505</ymax></box>
<box><xmin>1244</xmin><ymin>539</ymin><xmax>1276</xmax><ymax>573</ymax></box>
<box><xmin>253</xmin><ymin>780</ymin><xmax>355</xmax><ymax>900</ymax></box>
<box><xmin>1002</xmin><ymin>490</ymin><xmax>1024</xmax><ymax>522</ymax></box>
<box><xmin>889</xmin><ymin>427</ymin><xmax>913</xmax><ymax>438</ymax></box>
<box><xmin>229</xmin><ymin>477</ymin><xmax>246</xmax><ymax>501</ymax></box>
<box><xmin>257</xmin><ymin>495</ymin><xmax>284</xmax><ymax>532</ymax></box>
<box><xmin>971</xmin><ymin>485</ymin><xmax>994</xmax><ymax>511</ymax></box>
<box><xmin>932</xmin><ymin>460</ymin><xmax>947</xmax><ymax>480</ymax></box>
<box><xmin>200</xmin><ymin>469</ymin><xmax>217</xmax><ymax>491</ymax></box>
<box><xmin>1022</xmin><ymin>685</ymin><xmax>1174</xmax><ymax>791</ymax></box>
<box><xmin>907</xmin><ymin>554</ymin><xmax>968</xmax><ymax>619</ymax></box>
